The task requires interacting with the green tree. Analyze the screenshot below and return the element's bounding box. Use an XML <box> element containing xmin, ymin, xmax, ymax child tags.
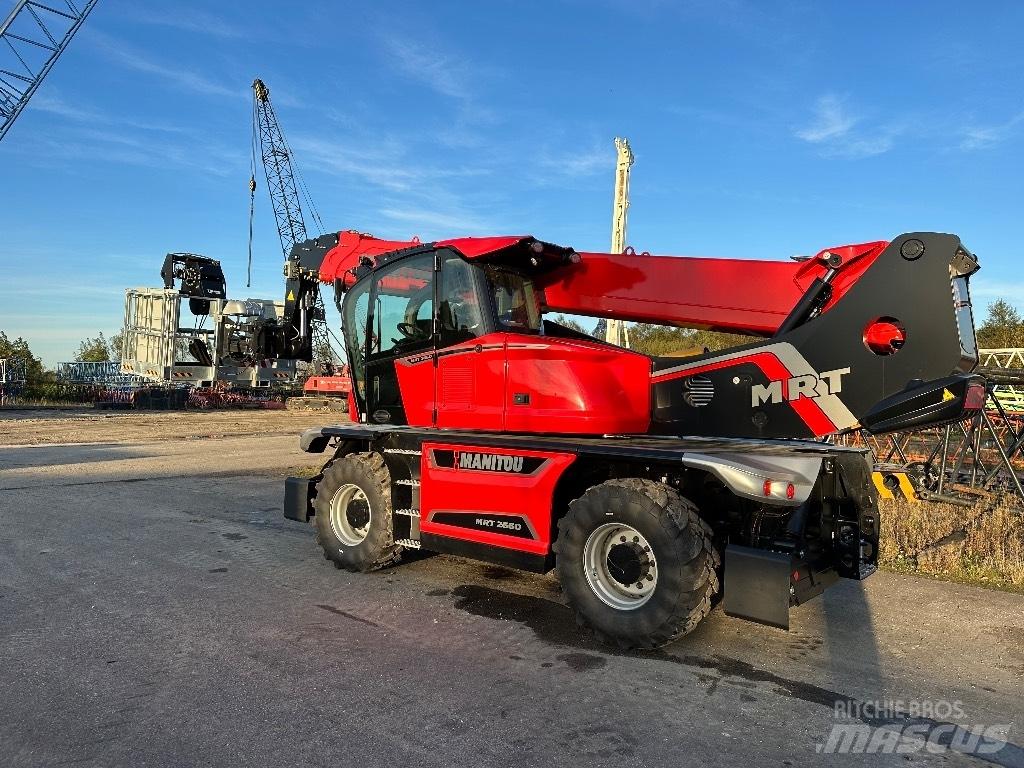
<box><xmin>629</xmin><ymin>323</ymin><xmax>756</xmax><ymax>357</ymax></box>
<box><xmin>109</xmin><ymin>328</ymin><xmax>125</xmax><ymax>362</ymax></box>
<box><xmin>75</xmin><ymin>333</ymin><xmax>112</xmax><ymax>362</ymax></box>
<box><xmin>0</xmin><ymin>331</ymin><xmax>47</xmax><ymax>383</ymax></box>
<box><xmin>551</xmin><ymin>314</ymin><xmax>592</xmax><ymax>335</ymax></box>
<box><xmin>976</xmin><ymin>299</ymin><xmax>1024</xmax><ymax>349</ymax></box>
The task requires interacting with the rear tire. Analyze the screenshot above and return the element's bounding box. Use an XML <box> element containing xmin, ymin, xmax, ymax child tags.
<box><xmin>314</xmin><ymin>452</ymin><xmax>401</xmax><ymax>572</ymax></box>
<box><xmin>554</xmin><ymin>478</ymin><xmax>719</xmax><ymax>649</ymax></box>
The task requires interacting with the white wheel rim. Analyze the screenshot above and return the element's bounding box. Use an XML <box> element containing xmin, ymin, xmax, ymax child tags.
<box><xmin>583</xmin><ymin>522</ymin><xmax>658</xmax><ymax>610</ymax></box>
<box><xmin>329</xmin><ymin>483</ymin><xmax>371</xmax><ymax>546</ymax></box>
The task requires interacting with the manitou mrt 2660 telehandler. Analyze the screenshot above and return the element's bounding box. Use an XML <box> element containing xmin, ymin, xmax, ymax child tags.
<box><xmin>280</xmin><ymin>230</ymin><xmax>983</xmax><ymax>647</ymax></box>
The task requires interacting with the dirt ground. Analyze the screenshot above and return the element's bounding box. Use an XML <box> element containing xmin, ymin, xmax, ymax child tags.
<box><xmin>0</xmin><ymin>407</ymin><xmax>348</xmax><ymax>447</ymax></box>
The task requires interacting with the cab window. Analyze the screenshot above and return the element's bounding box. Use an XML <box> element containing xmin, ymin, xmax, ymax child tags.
<box><xmin>487</xmin><ymin>267</ymin><xmax>541</xmax><ymax>333</ymax></box>
<box><xmin>439</xmin><ymin>257</ymin><xmax>484</xmax><ymax>346</ymax></box>
<box><xmin>368</xmin><ymin>254</ymin><xmax>434</xmax><ymax>359</ymax></box>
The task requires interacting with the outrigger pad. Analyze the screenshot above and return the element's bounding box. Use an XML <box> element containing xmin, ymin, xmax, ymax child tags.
<box><xmin>723</xmin><ymin>545</ymin><xmax>792</xmax><ymax>629</ymax></box>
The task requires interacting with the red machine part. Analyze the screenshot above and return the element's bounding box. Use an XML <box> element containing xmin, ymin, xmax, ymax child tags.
<box><xmin>303</xmin><ymin>375</ymin><xmax>352</xmax><ymax>395</ymax></box>
<box><xmin>538</xmin><ymin>241</ymin><xmax>889</xmax><ymax>336</ymax></box>
<box><xmin>318</xmin><ymin>231</ymin><xmax>421</xmax><ymax>285</ymax></box>
<box><xmin>863</xmin><ymin>318</ymin><xmax>906</xmax><ymax>356</ymax></box>
<box><xmin>317</xmin><ymin>231</ymin><xmax>889</xmax><ymax>336</ymax></box>
<box><xmin>394</xmin><ymin>333</ymin><xmax>651</xmax><ymax>434</ymax></box>
<box><xmin>419</xmin><ymin>442</ymin><xmax>576</xmax><ymax>556</ymax></box>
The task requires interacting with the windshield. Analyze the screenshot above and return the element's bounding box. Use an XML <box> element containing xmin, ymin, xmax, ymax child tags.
<box><xmin>486</xmin><ymin>267</ymin><xmax>541</xmax><ymax>333</ymax></box>
<box><xmin>341</xmin><ymin>280</ymin><xmax>370</xmax><ymax>402</ymax></box>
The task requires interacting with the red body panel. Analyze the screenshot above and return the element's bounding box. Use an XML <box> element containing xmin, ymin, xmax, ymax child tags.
<box><xmin>435</xmin><ymin>235</ymin><xmax>531</xmax><ymax>258</ymax></box>
<box><xmin>419</xmin><ymin>442</ymin><xmax>576</xmax><ymax>555</ymax></box>
<box><xmin>504</xmin><ymin>336</ymin><xmax>650</xmax><ymax>434</ymax></box>
<box><xmin>435</xmin><ymin>341</ymin><xmax>506</xmax><ymax>430</ymax></box>
<box><xmin>395</xmin><ymin>333</ymin><xmax>651</xmax><ymax>434</ymax></box>
<box><xmin>394</xmin><ymin>353</ymin><xmax>436</xmax><ymax>427</ymax></box>
<box><xmin>538</xmin><ymin>241</ymin><xmax>888</xmax><ymax>336</ymax></box>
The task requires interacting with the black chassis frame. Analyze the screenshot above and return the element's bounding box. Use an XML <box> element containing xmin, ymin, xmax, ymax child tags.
<box><xmin>284</xmin><ymin>423</ymin><xmax>879</xmax><ymax>628</ymax></box>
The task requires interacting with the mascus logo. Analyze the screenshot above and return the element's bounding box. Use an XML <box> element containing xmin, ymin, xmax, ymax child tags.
<box><xmin>751</xmin><ymin>367</ymin><xmax>851</xmax><ymax>407</ymax></box>
<box><xmin>454</xmin><ymin>451</ymin><xmax>525</xmax><ymax>472</ymax></box>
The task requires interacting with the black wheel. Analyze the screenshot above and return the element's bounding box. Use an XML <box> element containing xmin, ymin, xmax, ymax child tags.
<box><xmin>554</xmin><ymin>478</ymin><xmax>720</xmax><ymax>649</ymax></box>
<box><xmin>314</xmin><ymin>452</ymin><xmax>402</xmax><ymax>572</ymax></box>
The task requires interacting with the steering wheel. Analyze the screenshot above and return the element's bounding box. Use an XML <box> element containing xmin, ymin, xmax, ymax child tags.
<box><xmin>396</xmin><ymin>322</ymin><xmax>428</xmax><ymax>340</ymax></box>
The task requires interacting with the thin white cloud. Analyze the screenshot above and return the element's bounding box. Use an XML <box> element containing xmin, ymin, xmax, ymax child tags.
<box><xmin>795</xmin><ymin>94</ymin><xmax>897</xmax><ymax>159</ymax></box>
<box><xmin>29</xmin><ymin>92</ymin><xmax>187</xmax><ymax>133</ymax></box>
<box><xmin>89</xmin><ymin>32</ymin><xmax>240</xmax><ymax>100</ymax></box>
<box><xmin>126</xmin><ymin>7</ymin><xmax>243</xmax><ymax>38</ymax></box>
<box><xmin>796</xmin><ymin>94</ymin><xmax>857</xmax><ymax>143</ymax></box>
<box><xmin>381</xmin><ymin>35</ymin><xmax>470</xmax><ymax>100</ymax></box>
<box><xmin>544</xmin><ymin>147</ymin><xmax>608</xmax><ymax>177</ymax></box>
<box><xmin>969</xmin><ymin>278</ymin><xmax>1024</xmax><ymax>308</ymax></box>
<box><xmin>378</xmin><ymin>207</ymin><xmax>492</xmax><ymax>235</ymax></box>
<box><xmin>831</xmin><ymin>134</ymin><xmax>895</xmax><ymax>159</ymax></box>
<box><xmin>960</xmin><ymin>112</ymin><xmax>1024</xmax><ymax>150</ymax></box>
<box><xmin>289</xmin><ymin>133</ymin><xmax>488</xmax><ymax>192</ymax></box>
<box><xmin>13</xmin><ymin>127</ymin><xmax>247</xmax><ymax>178</ymax></box>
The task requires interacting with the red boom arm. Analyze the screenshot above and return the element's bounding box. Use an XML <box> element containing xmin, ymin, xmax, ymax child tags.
<box><xmin>316</xmin><ymin>230</ymin><xmax>889</xmax><ymax>337</ymax></box>
<box><xmin>536</xmin><ymin>241</ymin><xmax>889</xmax><ymax>336</ymax></box>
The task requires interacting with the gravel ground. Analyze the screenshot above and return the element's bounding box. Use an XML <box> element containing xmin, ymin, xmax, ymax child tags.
<box><xmin>0</xmin><ymin>407</ymin><xmax>345</xmax><ymax>446</ymax></box>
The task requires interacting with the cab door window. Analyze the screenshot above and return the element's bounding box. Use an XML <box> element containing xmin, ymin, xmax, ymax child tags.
<box><xmin>367</xmin><ymin>254</ymin><xmax>435</xmax><ymax>360</ymax></box>
<box><xmin>439</xmin><ymin>256</ymin><xmax>485</xmax><ymax>347</ymax></box>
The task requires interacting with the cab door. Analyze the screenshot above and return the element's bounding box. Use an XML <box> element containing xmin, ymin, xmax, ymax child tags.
<box><xmin>435</xmin><ymin>254</ymin><xmax>506</xmax><ymax>430</ymax></box>
<box><xmin>357</xmin><ymin>253</ymin><xmax>436</xmax><ymax>426</ymax></box>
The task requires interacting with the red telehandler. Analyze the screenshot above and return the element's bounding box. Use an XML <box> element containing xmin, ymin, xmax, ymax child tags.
<box><xmin>275</xmin><ymin>230</ymin><xmax>983</xmax><ymax>647</ymax></box>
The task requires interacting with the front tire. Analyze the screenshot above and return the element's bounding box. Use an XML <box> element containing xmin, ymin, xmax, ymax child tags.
<box><xmin>554</xmin><ymin>478</ymin><xmax>719</xmax><ymax>649</ymax></box>
<box><xmin>314</xmin><ymin>452</ymin><xmax>401</xmax><ymax>572</ymax></box>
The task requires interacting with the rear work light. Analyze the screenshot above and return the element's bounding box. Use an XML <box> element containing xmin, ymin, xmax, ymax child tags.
<box><xmin>964</xmin><ymin>382</ymin><xmax>987</xmax><ymax>410</ymax></box>
<box><xmin>763</xmin><ymin>480</ymin><xmax>797</xmax><ymax>499</ymax></box>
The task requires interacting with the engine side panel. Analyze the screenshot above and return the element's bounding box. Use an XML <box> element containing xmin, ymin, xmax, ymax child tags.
<box><xmin>419</xmin><ymin>441</ymin><xmax>576</xmax><ymax>556</ymax></box>
<box><xmin>504</xmin><ymin>336</ymin><xmax>650</xmax><ymax>434</ymax></box>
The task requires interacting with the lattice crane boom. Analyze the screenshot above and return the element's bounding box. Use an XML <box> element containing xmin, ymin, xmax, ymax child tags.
<box><xmin>251</xmin><ymin>78</ymin><xmax>309</xmax><ymax>259</ymax></box>
<box><xmin>250</xmin><ymin>77</ymin><xmax>333</xmax><ymax>364</ymax></box>
<box><xmin>604</xmin><ymin>136</ymin><xmax>634</xmax><ymax>347</ymax></box>
<box><xmin>0</xmin><ymin>0</ymin><xmax>98</xmax><ymax>143</ymax></box>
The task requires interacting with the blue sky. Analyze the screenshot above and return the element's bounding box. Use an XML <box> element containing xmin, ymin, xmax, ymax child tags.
<box><xmin>1</xmin><ymin>0</ymin><xmax>1022</xmax><ymax>365</ymax></box>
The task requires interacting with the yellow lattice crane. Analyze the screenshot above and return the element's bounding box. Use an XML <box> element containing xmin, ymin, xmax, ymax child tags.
<box><xmin>605</xmin><ymin>137</ymin><xmax>634</xmax><ymax>347</ymax></box>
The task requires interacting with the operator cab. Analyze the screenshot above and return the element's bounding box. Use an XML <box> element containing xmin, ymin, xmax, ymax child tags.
<box><xmin>340</xmin><ymin>248</ymin><xmax>541</xmax><ymax>421</ymax></box>
<box><xmin>337</xmin><ymin>242</ymin><xmax>652</xmax><ymax>433</ymax></box>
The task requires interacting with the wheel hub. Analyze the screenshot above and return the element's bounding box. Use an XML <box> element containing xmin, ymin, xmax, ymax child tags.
<box><xmin>606</xmin><ymin>541</ymin><xmax>653</xmax><ymax>587</ymax></box>
<box><xmin>582</xmin><ymin>523</ymin><xmax>658</xmax><ymax>610</ymax></box>
<box><xmin>329</xmin><ymin>483</ymin><xmax>372</xmax><ymax>546</ymax></box>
